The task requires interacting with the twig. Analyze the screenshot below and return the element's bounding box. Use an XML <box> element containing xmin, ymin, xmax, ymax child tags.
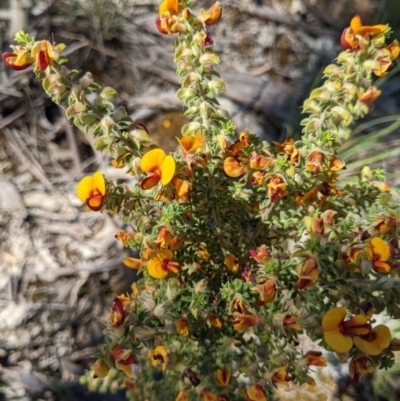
<box><xmin>3</xmin><ymin>127</ymin><xmax>55</xmax><ymax>191</ymax></box>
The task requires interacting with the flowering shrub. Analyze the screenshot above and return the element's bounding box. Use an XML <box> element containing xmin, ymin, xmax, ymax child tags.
<box><xmin>3</xmin><ymin>1</ymin><xmax>400</xmax><ymax>400</ymax></box>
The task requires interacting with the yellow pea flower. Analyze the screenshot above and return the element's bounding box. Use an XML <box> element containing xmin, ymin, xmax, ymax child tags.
<box><xmin>76</xmin><ymin>172</ymin><xmax>105</xmax><ymax>211</ymax></box>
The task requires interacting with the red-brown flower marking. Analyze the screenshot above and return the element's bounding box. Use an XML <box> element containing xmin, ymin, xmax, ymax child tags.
<box><xmin>140</xmin><ymin>148</ymin><xmax>175</xmax><ymax>190</ymax></box>
<box><xmin>341</xmin><ymin>15</ymin><xmax>387</xmax><ymax>50</ymax></box>
<box><xmin>366</xmin><ymin>237</ymin><xmax>393</xmax><ymax>273</ymax></box>
<box><xmin>31</xmin><ymin>40</ymin><xmax>55</xmax><ymax>70</ymax></box>
<box><xmin>108</xmin><ymin>297</ymin><xmax>125</xmax><ymax>327</ymax></box>
<box><xmin>182</xmin><ymin>368</ymin><xmax>201</xmax><ymax>387</ymax></box>
<box><xmin>322</xmin><ymin>307</ymin><xmax>370</xmax><ymax>353</ymax></box>
<box><xmin>76</xmin><ymin>172</ymin><xmax>106</xmax><ymax>211</ymax></box>
<box><xmin>111</xmin><ymin>345</ymin><xmax>142</xmax><ymax>379</ymax></box>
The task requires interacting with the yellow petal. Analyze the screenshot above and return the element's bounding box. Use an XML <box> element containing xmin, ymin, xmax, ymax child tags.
<box><xmin>141</xmin><ymin>148</ymin><xmax>166</xmax><ymax>173</ymax></box>
<box><xmin>76</xmin><ymin>176</ymin><xmax>93</xmax><ymax>202</ymax></box>
<box><xmin>324</xmin><ymin>330</ymin><xmax>353</xmax><ymax>353</ymax></box>
<box><xmin>322</xmin><ymin>307</ymin><xmax>346</xmax><ymax>331</ymax></box>
<box><xmin>371</xmin><ymin>237</ymin><xmax>390</xmax><ymax>261</ymax></box>
<box><xmin>354</xmin><ymin>325</ymin><xmax>391</xmax><ymax>356</ymax></box>
<box><xmin>123</xmin><ymin>257</ymin><xmax>143</xmax><ymax>269</ymax></box>
<box><xmin>160</xmin><ymin>155</ymin><xmax>176</xmax><ymax>185</ymax></box>
<box><xmin>93</xmin><ymin>171</ymin><xmax>106</xmax><ymax>195</ymax></box>
<box><xmin>223</xmin><ymin>156</ymin><xmax>244</xmax><ymax>177</ymax></box>
<box><xmin>159</xmin><ymin>0</ymin><xmax>179</xmax><ymax>15</ymax></box>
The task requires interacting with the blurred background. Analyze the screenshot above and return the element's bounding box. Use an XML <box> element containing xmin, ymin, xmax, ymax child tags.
<box><xmin>0</xmin><ymin>0</ymin><xmax>400</xmax><ymax>400</ymax></box>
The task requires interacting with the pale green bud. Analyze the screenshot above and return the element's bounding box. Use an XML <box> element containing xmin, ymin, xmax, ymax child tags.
<box><xmin>100</xmin><ymin>116</ymin><xmax>114</xmax><ymax>135</ymax></box>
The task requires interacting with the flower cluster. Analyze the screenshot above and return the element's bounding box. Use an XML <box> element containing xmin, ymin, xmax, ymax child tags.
<box><xmin>4</xmin><ymin>5</ymin><xmax>400</xmax><ymax>401</ymax></box>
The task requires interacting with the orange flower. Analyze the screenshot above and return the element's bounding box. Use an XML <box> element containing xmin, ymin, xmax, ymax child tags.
<box><xmin>209</xmin><ymin>316</ymin><xmax>223</xmax><ymax>328</ymax></box>
<box><xmin>249</xmin><ymin>154</ymin><xmax>275</xmax><ymax>170</ymax></box>
<box><xmin>366</xmin><ymin>237</ymin><xmax>392</xmax><ymax>273</ymax></box>
<box><xmin>31</xmin><ymin>40</ymin><xmax>55</xmax><ymax>70</ymax></box>
<box><xmin>159</xmin><ymin>0</ymin><xmax>179</xmax><ymax>15</ymax></box>
<box><xmin>176</xmin><ymin>391</ymin><xmax>189</xmax><ymax>401</ymax></box>
<box><xmin>272</xmin><ymin>366</ymin><xmax>291</xmax><ymax>386</ymax></box>
<box><xmin>232</xmin><ymin>297</ymin><xmax>247</xmax><ymax>315</ymax></box>
<box><xmin>322</xmin><ymin>307</ymin><xmax>370</xmax><ymax>353</ymax></box>
<box><xmin>374</xmin><ymin>214</ymin><xmax>398</xmax><ymax>234</ymax></box>
<box><xmin>149</xmin><ymin>345</ymin><xmax>169</xmax><ymax>372</ymax></box>
<box><xmin>249</xmin><ymin>245</ymin><xmax>270</xmax><ymax>264</ymax></box>
<box><xmin>223</xmin><ymin>156</ymin><xmax>246</xmax><ymax>178</ymax></box>
<box><xmin>246</xmin><ymin>384</ymin><xmax>267</xmax><ymax>401</ymax></box>
<box><xmin>140</xmin><ymin>148</ymin><xmax>175</xmax><ymax>189</ymax></box>
<box><xmin>358</xmin><ymin>86</ymin><xmax>382</xmax><ymax>102</ymax></box>
<box><xmin>92</xmin><ymin>359</ymin><xmax>109</xmax><ymax>378</ymax></box>
<box><xmin>200</xmin><ymin>2</ymin><xmax>222</xmax><ymax>25</ymax></box>
<box><xmin>353</xmin><ymin>325</ymin><xmax>391</xmax><ymax>356</ymax></box>
<box><xmin>341</xmin><ymin>15</ymin><xmax>387</xmax><ymax>50</ymax></box>
<box><xmin>342</xmin><ymin>247</ymin><xmax>363</xmax><ymax>272</ymax></box>
<box><xmin>177</xmin><ymin>133</ymin><xmax>205</xmax><ymax>155</ymax></box>
<box><xmin>147</xmin><ymin>249</ymin><xmax>180</xmax><ymax>279</ymax></box>
<box><xmin>349</xmin><ymin>356</ymin><xmax>375</xmax><ymax>382</ymax></box>
<box><xmin>112</xmin><ymin>345</ymin><xmax>142</xmax><ymax>379</ymax></box>
<box><xmin>372</xmin><ymin>44</ymin><xmax>399</xmax><ymax>77</ymax></box>
<box><xmin>2</xmin><ymin>46</ymin><xmax>34</xmax><ymax>70</ymax></box>
<box><xmin>283</xmin><ymin>315</ymin><xmax>301</xmax><ymax>331</ymax></box>
<box><xmin>306</xmin><ymin>150</ymin><xmax>325</xmax><ymax>175</ymax></box>
<box><xmin>122</xmin><ymin>257</ymin><xmax>143</xmax><ymax>269</ymax></box>
<box><xmin>223</xmin><ymin>131</ymin><xmax>250</xmax><ymax>177</ymax></box>
<box><xmin>156</xmin><ymin>0</ymin><xmax>184</xmax><ymax>34</ymax></box>
<box><xmin>224</xmin><ymin>254</ymin><xmax>239</xmax><ymax>272</ymax></box>
<box><xmin>115</xmin><ymin>230</ymin><xmax>137</xmax><ymax>247</ymax></box>
<box><xmin>200</xmin><ymin>390</ymin><xmax>217</xmax><ymax>401</ymax></box>
<box><xmin>233</xmin><ymin>314</ymin><xmax>259</xmax><ymax>331</ymax></box>
<box><xmin>267</xmin><ymin>176</ymin><xmax>287</xmax><ymax>202</ymax></box>
<box><xmin>297</xmin><ymin>257</ymin><xmax>319</xmax><ymax>289</ymax></box>
<box><xmin>172</xmin><ymin>176</ymin><xmax>191</xmax><ymax>199</ymax></box>
<box><xmin>76</xmin><ymin>172</ymin><xmax>106</xmax><ymax>211</ymax></box>
<box><xmin>175</xmin><ymin>318</ymin><xmax>189</xmax><ymax>336</ymax></box>
<box><xmin>251</xmin><ymin>279</ymin><xmax>276</xmax><ymax>305</ymax></box>
<box><xmin>216</xmin><ymin>367</ymin><xmax>231</xmax><ymax>386</ymax></box>
<box><xmin>156</xmin><ymin>227</ymin><xmax>172</xmax><ymax>248</ymax></box>
<box><xmin>303</xmin><ymin>351</ymin><xmax>327</xmax><ymax>367</ymax></box>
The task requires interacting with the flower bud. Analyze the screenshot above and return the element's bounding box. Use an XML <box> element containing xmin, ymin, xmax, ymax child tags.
<box><xmin>101</xmin><ymin>115</ymin><xmax>114</xmax><ymax>135</ymax></box>
<box><xmin>166</xmin><ymin>279</ymin><xmax>179</xmax><ymax>301</ymax></box>
<box><xmin>79</xmin><ymin>72</ymin><xmax>94</xmax><ymax>88</ymax></box>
